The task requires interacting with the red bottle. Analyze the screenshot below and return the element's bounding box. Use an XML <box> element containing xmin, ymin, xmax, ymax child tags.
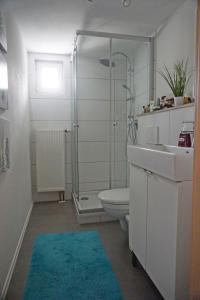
<box><xmin>178</xmin><ymin>132</ymin><xmax>191</xmax><ymax>147</ymax></box>
<box><xmin>178</xmin><ymin>121</ymin><xmax>194</xmax><ymax>147</ymax></box>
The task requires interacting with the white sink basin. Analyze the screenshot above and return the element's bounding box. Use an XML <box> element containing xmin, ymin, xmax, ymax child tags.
<box><xmin>127</xmin><ymin>144</ymin><xmax>193</xmax><ymax>181</ymax></box>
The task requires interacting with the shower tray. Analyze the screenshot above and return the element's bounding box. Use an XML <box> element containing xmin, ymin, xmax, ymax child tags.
<box><xmin>73</xmin><ymin>191</ymin><xmax>116</xmax><ymax>224</ymax></box>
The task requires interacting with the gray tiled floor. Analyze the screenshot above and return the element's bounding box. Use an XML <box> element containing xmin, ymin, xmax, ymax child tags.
<box><xmin>6</xmin><ymin>201</ymin><xmax>163</xmax><ymax>300</ymax></box>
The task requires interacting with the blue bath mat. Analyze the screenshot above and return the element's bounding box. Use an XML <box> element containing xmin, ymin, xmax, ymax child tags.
<box><xmin>23</xmin><ymin>231</ymin><xmax>123</xmax><ymax>300</ymax></box>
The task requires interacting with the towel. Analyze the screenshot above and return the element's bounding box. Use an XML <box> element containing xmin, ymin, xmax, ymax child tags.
<box><xmin>0</xmin><ymin>118</ymin><xmax>10</xmax><ymax>172</ymax></box>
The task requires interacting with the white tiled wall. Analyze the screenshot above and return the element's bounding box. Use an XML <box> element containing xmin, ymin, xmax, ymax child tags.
<box><xmin>78</xmin><ymin>121</ymin><xmax>110</xmax><ymax>142</ymax></box>
<box><xmin>137</xmin><ymin>105</ymin><xmax>195</xmax><ymax>146</ymax></box>
<box><xmin>78</xmin><ymin>142</ymin><xmax>109</xmax><ymax>162</ymax></box>
<box><xmin>30</xmin><ymin>99</ymin><xmax>71</xmax><ymax>121</ymax></box>
<box><xmin>78</xmin><ymin>78</ymin><xmax>110</xmax><ymax>100</ymax></box>
<box><xmin>78</xmin><ymin>100</ymin><xmax>110</xmax><ymax>121</ymax></box>
<box><xmin>77</xmin><ymin>55</ymin><xmax>128</xmax><ymax>193</ymax></box>
<box><xmin>29</xmin><ymin>53</ymin><xmax>72</xmax><ymax>202</ymax></box>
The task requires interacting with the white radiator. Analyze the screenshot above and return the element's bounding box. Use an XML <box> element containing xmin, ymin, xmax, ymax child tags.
<box><xmin>36</xmin><ymin>130</ymin><xmax>65</xmax><ymax>192</ymax></box>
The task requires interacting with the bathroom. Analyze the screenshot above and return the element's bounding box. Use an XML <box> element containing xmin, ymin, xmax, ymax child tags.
<box><xmin>0</xmin><ymin>0</ymin><xmax>199</xmax><ymax>299</ymax></box>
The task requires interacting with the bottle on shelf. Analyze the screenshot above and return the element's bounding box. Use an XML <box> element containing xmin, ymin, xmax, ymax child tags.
<box><xmin>178</xmin><ymin>121</ymin><xmax>194</xmax><ymax>147</ymax></box>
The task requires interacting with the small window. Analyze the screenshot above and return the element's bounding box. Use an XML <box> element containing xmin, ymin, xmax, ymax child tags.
<box><xmin>0</xmin><ymin>56</ymin><xmax>8</xmax><ymax>90</ymax></box>
<box><xmin>35</xmin><ymin>60</ymin><xmax>64</xmax><ymax>95</ymax></box>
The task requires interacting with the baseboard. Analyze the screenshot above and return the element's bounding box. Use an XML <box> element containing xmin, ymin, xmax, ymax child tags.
<box><xmin>1</xmin><ymin>203</ymin><xmax>33</xmax><ymax>300</ymax></box>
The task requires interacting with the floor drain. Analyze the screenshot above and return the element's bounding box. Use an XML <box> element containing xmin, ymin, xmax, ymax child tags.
<box><xmin>80</xmin><ymin>197</ymin><xmax>89</xmax><ymax>201</ymax></box>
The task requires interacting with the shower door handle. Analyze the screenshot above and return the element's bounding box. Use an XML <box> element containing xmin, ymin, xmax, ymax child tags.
<box><xmin>113</xmin><ymin>121</ymin><xmax>118</xmax><ymax>127</ymax></box>
<box><xmin>73</xmin><ymin>123</ymin><xmax>79</xmax><ymax>128</ymax></box>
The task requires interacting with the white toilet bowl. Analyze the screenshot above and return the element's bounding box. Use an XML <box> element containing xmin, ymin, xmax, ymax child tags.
<box><xmin>98</xmin><ymin>188</ymin><xmax>129</xmax><ymax>231</ymax></box>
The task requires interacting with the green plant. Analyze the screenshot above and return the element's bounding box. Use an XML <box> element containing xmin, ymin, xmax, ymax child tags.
<box><xmin>158</xmin><ymin>59</ymin><xmax>192</xmax><ymax>97</ymax></box>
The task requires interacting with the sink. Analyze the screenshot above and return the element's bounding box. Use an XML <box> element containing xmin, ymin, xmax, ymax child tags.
<box><xmin>127</xmin><ymin>144</ymin><xmax>193</xmax><ymax>181</ymax></box>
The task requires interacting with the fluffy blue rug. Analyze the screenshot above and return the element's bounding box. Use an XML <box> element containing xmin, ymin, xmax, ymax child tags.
<box><xmin>23</xmin><ymin>231</ymin><xmax>123</xmax><ymax>300</ymax></box>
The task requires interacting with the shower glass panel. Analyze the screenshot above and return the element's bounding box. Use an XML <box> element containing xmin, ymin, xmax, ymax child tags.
<box><xmin>71</xmin><ymin>47</ymin><xmax>79</xmax><ymax>199</ymax></box>
<box><xmin>110</xmin><ymin>39</ymin><xmax>143</xmax><ymax>188</ymax></box>
<box><xmin>72</xmin><ymin>31</ymin><xmax>152</xmax><ymax>215</ymax></box>
<box><xmin>75</xmin><ymin>35</ymin><xmax>111</xmax><ymax>212</ymax></box>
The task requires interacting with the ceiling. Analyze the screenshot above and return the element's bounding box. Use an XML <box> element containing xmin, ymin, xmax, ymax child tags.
<box><xmin>2</xmin><ymin>0</ymin><xmax>185</xmax><ymax>54</ymax></box>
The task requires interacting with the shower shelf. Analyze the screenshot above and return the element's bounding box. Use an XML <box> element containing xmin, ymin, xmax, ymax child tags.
<box><xmin>137</xmin><ymin>103</ymin><xmax>194</xmax><ymax>117</ymax></box>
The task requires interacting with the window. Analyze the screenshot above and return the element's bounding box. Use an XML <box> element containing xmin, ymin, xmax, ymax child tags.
<box><xmin>0</xmin><ymin>54</ymin><xmax>8</xmax><ymax>90</ymax></box>
<box><xmin>36</xmin><ymin>60</ymin><xmax>63</xmax><ymax>93</ymax></box>
<box><xmin>35</xmin><ymin>60</ymin><xmax>64</xmax><ymax>95</ymax></box>
<box><xmin>29</xmin><ymin>54</ymin><xmax>68</xmax><ymax>99</ymax></box>
<box><xmin>0</xmin><ymin>50</ymin><xmax>8</xmax><ymax>110</ymax></box>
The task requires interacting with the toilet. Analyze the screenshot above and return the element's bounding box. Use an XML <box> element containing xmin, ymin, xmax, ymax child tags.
<box><xmin>98</xmin><ymin>188</ymin><xmax>129</xmax><ymax>231</ymax></box>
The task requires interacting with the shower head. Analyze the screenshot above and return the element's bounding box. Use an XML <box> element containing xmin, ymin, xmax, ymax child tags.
<box><xmin>122</xmin><ymin>84</ymin><xmax>131</xmax><ymax>94</ymax></box>
<box><xmin>99</xmin><ymin>58</ymin><xmax>115</xmax><ymax>68</ymax></box>
<box><xmin>99</xmin><ymin>52</ymin><xmax>132</xmax><ymax>69</ymax></box>
<box><xmin>122</xmin><ymin>84</ymin><xmax>135</xmax><ymax>101</ymax></box>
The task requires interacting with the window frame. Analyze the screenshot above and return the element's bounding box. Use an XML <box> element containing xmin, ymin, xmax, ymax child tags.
<box><xmin>29</xmin><ymin>53</ymin><xmax>68</xmax><ymax>99</ymax></box>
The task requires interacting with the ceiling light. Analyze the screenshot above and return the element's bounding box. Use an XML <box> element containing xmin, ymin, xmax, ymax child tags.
<box><xmin>122</xmin><ymin>0</ymin><xmax>131</xmax><ymax>8</ymax></box>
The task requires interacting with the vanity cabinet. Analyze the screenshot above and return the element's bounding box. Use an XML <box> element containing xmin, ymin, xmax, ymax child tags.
<box><xmin>129</xmin><ymin>164</ymin><xmax>192</xmax><ymax>300</ymax></box>
<box><xmin>129</xmin><ymin>166</ymin><xmax>148</xmax><ymax>267</ymax></box>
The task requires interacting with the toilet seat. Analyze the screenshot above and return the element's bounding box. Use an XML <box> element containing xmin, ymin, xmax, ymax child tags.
<box><xmin>98</xmin><ymin>188</ymin><xmax>129</xmax><ymax>205</ymax></box>
<box><xmin>98</xmin><ymin>188</ymin><xmax>130</xmax><ymax>231</ymax></box>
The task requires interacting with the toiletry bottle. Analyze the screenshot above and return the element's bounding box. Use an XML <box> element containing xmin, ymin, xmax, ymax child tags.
<box><xmin>178</xmin><ymin>121</ymin><xmax>194</xmax><ymax>147</ymax></box>
<box><xmin>156</xmin><ymin>98</ymin><xmax>160</xmax><ymax>107</ymax></box>
<box><xmin>150</xmin><ymin>100</ymin><xmax>154</xmax><ymax>112</ymax></box>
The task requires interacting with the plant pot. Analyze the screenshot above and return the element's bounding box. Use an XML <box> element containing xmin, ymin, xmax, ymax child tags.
<box><xmin>174</xmin><ymin>96</ymin><xmax>183</xmax><ymax>106</ymax></box>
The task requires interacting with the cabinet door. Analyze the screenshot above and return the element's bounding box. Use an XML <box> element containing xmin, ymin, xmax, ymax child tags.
<box><xmin>146</xmin><ymin>174</ymin><xmax>178</xmax><ymax>300</ymax></box>
<box><xmin>129</xmin><ymin>166</ymin><xmax>148</xmax><ymax>268</ymax></box>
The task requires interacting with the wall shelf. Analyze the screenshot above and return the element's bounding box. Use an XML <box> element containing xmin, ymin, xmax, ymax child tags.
<box><xmin>137</xmin><ymin>103</ymin><xmax>195</xmax><ymax>118</ymax></box>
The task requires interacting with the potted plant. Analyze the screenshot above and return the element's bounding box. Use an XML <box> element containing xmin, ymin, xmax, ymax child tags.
<box><xmin>158</xmin><ymin>59</ymin><xmax>192</xmax><ymax>106</ymax></box>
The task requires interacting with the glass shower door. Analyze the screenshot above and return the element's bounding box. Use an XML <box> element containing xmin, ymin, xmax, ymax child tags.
<box><xmin>71</xmin><ymin>46</ymin><xmax>79</xmax><ymax>200</ymax></box>
<box><xmin>71</xmin><ymin>31</ymin><xmax>152</xmax><ymax>215</ymax></box>
<box><xmin>110</xmin><ymin>39</ymin><xmax>132</xmax><ymax>189</ymax></box>
<box><xmin>76</xmin><ymin>35</ymin><xmax>111</xmax><ymax>209</ymax></box>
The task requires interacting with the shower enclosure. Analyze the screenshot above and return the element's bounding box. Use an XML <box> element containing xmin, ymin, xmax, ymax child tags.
<box><xmin>71</xmin><ymin>30</ymin><xmax>153</xmax><ymax>217</ymax></box>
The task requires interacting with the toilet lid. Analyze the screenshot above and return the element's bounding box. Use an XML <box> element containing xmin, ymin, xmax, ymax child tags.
<box><xmin>98</xmin><ymin>188</ymin><xmax>129</xmax><ymax>205</ymax></box>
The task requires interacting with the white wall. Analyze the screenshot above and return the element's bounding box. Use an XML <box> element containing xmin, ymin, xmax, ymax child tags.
<box><xmin>133</xmin><ymin>0</ymin><xmax>196</xmax><ymax>117</ymax></box>
<box><xmin>0</xmin><ymin>14</ymin><xmax>32</xmax><ymax>297</ymax></box>
<box><xmin>155</xmin><ymin>0</ymin><xmax>197</xmax><ymax>98</ymax></box>
<box><xmin>29</xmin><ymin>53</ymin><xmax>72</xmax><ymax>202</ymax></box>
<box><xmin>136</xmin><ymin>0</ymin><xmax>197</xmax><ymax>145</ymax></box>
